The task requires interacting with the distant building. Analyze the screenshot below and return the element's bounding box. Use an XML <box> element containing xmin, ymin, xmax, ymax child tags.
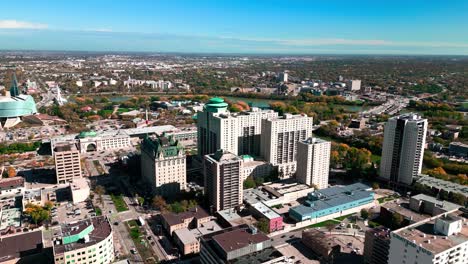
<box><xmin>349</xmin><ymin>118</ymin><xmax>366</xmax><ymax>129</ymax></box>
<box><xmin>260</xmin><ymin>114</ymin><xmax>313</xmax><ymax>179</ymax></box>
<box><xmin>388</xmin><ymin>211</ymin><xmax>468</xmax><ymax>264</ymax></box>
<box><xmin>302</xmin><ymin>229</ymin><xmax>341</xmax><ymax>262</ymax></box>
<box><xmin>380</xmin><ymin>114</ymin><xmax>427</xmax><ymax>185</ymax></box>
<box><xmin>77</xmin><ymin>130</ymin><xmax>131</xmax><ymax>153</ymax></box>
<box><xmin>54</xmin><ymin>142</ymin><xmax>82</xmax><ymax>184</ymax></box>
<box><xmin>140</xmin><ymin>135</ymin><xmax>186</xmax><ymax>196</ymax></box>
<box><xmin>415</xmin><ymin>175</ymin><xmax>468</xmax><ymax>200</ymax></box>
<box><xmin>161</xmin><ymin>206</ymin><xmax>211</xmax><ymax>235</ymax></box>
<box><xmin>347</xmin><ymin>79</ymin><xmax>361</xmax><ymax>91</ymax></box>
<box><xmin>204</xmin><ymin>150</ymin><xmax>243</xmax><ymax>212</ymax></box>
<box><xmin>363</xmin><ymin>227</ymin><xmax>391</xmax><ymax>264</ymax></box>
<box><xmin>52</xmin><ymin>216</ymin><xmax>114</xmax><ymax>264</ymax></box>
<box><xmin>289</xmin><ymin>183</ymin><xmax>374</xmax><ymax>222</ymax></box>
<box><xmin>449</xmin><ymin>142</ymin><xmax>468</xmax><ymax>158</ymax></box>
<box><xmin>200</xmin><ymin>224</ymin><xmax>273</xmax><ymax>264</ymax></box>
<box><xmin>296</xmin><ymin>137</ymin><xmax>331</xmax><ymax>189</ymax></box>
<box><xmin>278</xmin><ymin>71</ymin><xmax>288</xmax><ymax>83</ymax></box>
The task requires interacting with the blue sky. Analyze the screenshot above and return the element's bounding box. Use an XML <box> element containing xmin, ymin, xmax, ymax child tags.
<box><xmin>0</xmin><ymin>0</ymin><xmax>467</xmax><ymax>54</ymax></box>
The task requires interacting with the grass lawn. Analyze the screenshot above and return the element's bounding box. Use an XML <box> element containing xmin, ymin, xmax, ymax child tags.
<box><xmin>95</xmin><ymin>207</ymin><xmax>102</xmax><ymax>216</ymax></box>
<box><xmin>377</xmin><ymin>194</ymin><xmax>399</xmax><ymax>204</ymax></box>
<box><xmin>371</xmin><ymin>154</ymin><xmax>381</xmax><ymax>163</ymax></box>
<box><xmin>308</xmin><ymin>220</ymin><xmax>338</xmax><ymax>228</ymax></box>
<box><xmin>110</xmin><ymin>194</ymin><xmax>129</xmax><ymax>212</ymax></box>
<box><xmin>334</xmin><ymin>213</ymin><xmax>355</xmax><ymax>221</ymax></box>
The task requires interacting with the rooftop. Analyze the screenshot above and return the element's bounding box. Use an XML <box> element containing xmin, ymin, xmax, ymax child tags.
<box><xmin>209</xmin><ymin>150</ymin><xmax>241</xmax><ymax>163</ymax></box>
<box><xmin>291</xmin><ymin>183</ymin><xmax>373</xmax><ymax>216</ymax></box>
<box><xmin>0</xmin><ymin>230</ymin><xmax>43</xmax><ymax>262</ymax></box>
<box><xmin>382</xmin><ymin>200</ymin><xmax>429</xmax><ymax>223</ymax></box>
<box><xmin>301</xmin><ymin>137</ymin><xmax>330</xmax><ymax>145</ymax></box>
<box><xmin>416</xmin><ymin>175</ymin><xmax>468</xmax><ymax>198</ymax></box>
<box><xmin>251</xmin><ymin>202</ymin><xmax>281</xmax><ymax>220</ymax></box>
<box><xmin>53</xmin><ymin>216</ymin><xmax>112</xmax><ymax>254</ymax></box>
<box><xmin>190</xmin><ymin>220</ymin><xmax>222</xmax><ymax>237</ymax></box>
<box><xmin>210</xmin><ymin>225</ymin><xmax>269</xmax><ymax>253</ymax></box>
<box><xmin>0</xmin><ymin>176</ymin><xmax>24</xmax><ymax>190</ymax></box>
<box><xmin>394</xmin><ymin>211</ymin><xmax>468</xmax><ymax>255</ymax></box>
<box><xmin>161</xmin><ymin>206</ymin><xmax>209</xmax><ymax>226</ymax></box>
<box><xmin>411</xmin><ymin>194</ymin><xmax>461</xmax><ymax>212</ymax></box>
<box><xmin>174</xmin><ymin>228</ymin><xmax>198</xmax><ymax>245</ymax></box>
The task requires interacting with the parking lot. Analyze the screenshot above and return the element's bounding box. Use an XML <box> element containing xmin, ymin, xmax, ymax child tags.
<box><xmin>51</xmin><ymin>200</ymin><xmax>95</xmax><ymax>224</ymax></box>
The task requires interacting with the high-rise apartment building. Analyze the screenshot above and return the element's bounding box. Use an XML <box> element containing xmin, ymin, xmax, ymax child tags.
<box><xmin>260</xmin><ymin>114</ymin><xmax>313</xmax><ymax>179</ymax></box>
<box><xmin>388</xmin><ymin>212</ymin><xmax>468</xmax><ymax>264</ymax></box>
<box><xmin>380</xmin><ymin>113</ymin><xmax>427</xmax><ymax>185</ymax></box>
<box><xmin>347</xmin><ymin>79</ymin><xmax>361</xmax><ymax>91</ymax></box>
<box><xmin>363</xmin><ymin>227</ymin><xmax>391</xmax><ymax>264</ymax></box>
<box><xmin>54</xmin><ymin>143</ymin><xmax>82</xmax><ymax>184</ymax></box>
<box><xmin>197</xmin><ymin>97</ymin><xmax>277</xmax><ymax>157</ymax></box>
<box><xmin>141</xmin><ymin>135</ymin><xmax>186</xmax><ymax>196</ymax></box>
<box><xmin>296</xmin><ymin>137</ymin><xmax>331</xmax><ymax>189</ymax></box>
<box><xmin>278</xmin><ymin>71</ymin><xmax>288</xmax><ymax>83</ymax></box>
<box><xmin>204</xmin><ymin>150</ymin><xmax>243</xmax><ymax>212</ymax></box>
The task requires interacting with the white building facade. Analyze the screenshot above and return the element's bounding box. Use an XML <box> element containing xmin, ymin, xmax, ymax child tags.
<box><xmin>260</xmin><ymin>114</ymin><xmax>313</xmax><ymax>179</ymax></box>
<box><xmin>296</xmin><ymin>138</ymin><xmax>331</xmax><ymax>189</ymax></box>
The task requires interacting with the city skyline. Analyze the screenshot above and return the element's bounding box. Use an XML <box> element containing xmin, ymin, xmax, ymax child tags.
<box><xmin>1</xmin><ymin>0</ymin><xmax>468</xmax><ymax>55</ymax></box>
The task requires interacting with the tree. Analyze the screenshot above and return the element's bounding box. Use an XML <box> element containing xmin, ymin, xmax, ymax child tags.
<box><xmin>152</xmin><ymin>195</ymin><xmax>167</xmax><ymax>212</ymax></box>
<box><xmin>24</xmin><ymin>203</ymin><xmax>50</xmax><ymax>225</ymax></box>
<box><xmin>371</xmin><ymin>182</ymin><xmax>380</xmax><ymax>190</ymax></box>
<box><xmin>243</xmin><ymin>176</ymin><xmax>256</xmax><ymax>189</ymax></box>
<box><xmin>7</xmin><ymin>166</ymin><xmax>16</xmax><ymax>178</ymax></box>
<box><xmin>256</xmin><ymin>218</ymin><xmax>270</xmax><ymax>234</ymax></box>
<box><xmin>94</xmin><ymin>185</ymin><xmax>105</xmax><ymax>205</ymax></box>
<box><xmin>360</xmin><ymin>209</ymin><xmax>369</xmax><ymax>220</ymax></box>
<box><xmin>44</xmin><ymin>201</ymin><xmax>54</xmax><ymax>211</ymax></box>
<box><xmin>137</xmin><ymin>197</ymin><xmax>145</xmax><ymax>207</ymax></box>
<box><xmin>391</xmin><ymin>213</ymin><xmax>404</xmax><ymax>229</ymax></box>
<box><xmin>325</xmin><ymin>222</ymin><xmax>337</xmax><ymax>234</ymax></box>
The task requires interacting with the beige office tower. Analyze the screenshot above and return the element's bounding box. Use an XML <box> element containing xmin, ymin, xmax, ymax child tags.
<box><xmin>296</xmin><ymin>138</ymin><xmax>331</xmax><ymax>189</ymax></box>
<box><xmin>260</xmin><ymin>114</ymin><xmax>313</xmax><ymax>179</ymax></box>
<box><xmin>204</xmin><ymin>150</ymin><xmax>243</xmax><ymax>212</ymax></box>
<box><xmin>54</xmin><ymin>143</ymin><xmax>82</xmax><ymax>184</ymax></box>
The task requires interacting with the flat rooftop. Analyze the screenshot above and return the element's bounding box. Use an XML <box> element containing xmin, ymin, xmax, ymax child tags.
<box><xmin>190</xmin><ymin>220</ymin><xmax>222</xmax><ymax>237</ymax></box>
<box><xmin>263</xmin><ymin>179</ymin><xmax>314</xmax><ymax>196</ymax></box>
<box><xmin>53</xmin><ymin>216</ymin><xmax>112</xmax><ymax>254</ymax></box>
<box><xmin>416</xmin><ymin>176</ymin><xmax>468</xmax><ymax>198</ymax></box>
<box><xmin>394</xmin><ymin>211</ymin><xmax>468</xmax><ymax>255</ymax></box>
<box><xmin>210</xmin><ymin>226</ymin><xmax>269</xmax><ymax>253</ymax></box>
<box><xmin>382</xmin><ymin>200</ymin><xmax>429</xmax><ymax>223</ymax></box>
<box><xmin>174</xmin><ymin>228</ymin><xmax>198</xmax><ymax>245</ymax></box>
<box><xmin>251</xmin><ymin>202</ymin><xmax>281</xmax><ymax>220</ymax></box>
<box><xmin>0</xmin><ymin>230</ymin><xmax>43</xmax><ymax>262</ymax></box>
<box><xmin>0</xmin><ymin>177</ymin><xmax>24</xmax><ymax>190</ymax></box>
<box><xmin>291</xmin><ymin>183</ymin><xmax>373</xmax><ymax>216</ymax></box>
<box><xmin>411</xmin><ymin>194</ymin><xmax>461</xmax><ymax>212</ymax></box>
<box><xmin>161</xmin><ymin>206</ymin><xmax>209</xmax><ymax>226</ymax></box>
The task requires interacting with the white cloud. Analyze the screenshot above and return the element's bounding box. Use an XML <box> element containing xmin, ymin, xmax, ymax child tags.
<box><xmin>0</xmin><ymin>20</ymin><xmax>47</xmax><ymax>29</ymax></box>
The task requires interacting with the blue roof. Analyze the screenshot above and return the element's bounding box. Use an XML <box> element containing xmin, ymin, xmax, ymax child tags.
<box><xmin>290</xmin><ymin>183</ymin><xmax>374</xmax><ymax>217</ymax></box>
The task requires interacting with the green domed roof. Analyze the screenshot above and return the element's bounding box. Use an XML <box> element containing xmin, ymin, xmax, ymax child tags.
<box><xmin>78</xmin><ymin>131</ymin><xmax>97</xmax><ymax>138</ymax></box>
<box><xmin>205</xmin><ymin>97</ymin><xmax>228</xmax><ymax>113</ymax></box>
<box><xmin>208</xmin><ymin>97</ymin><xmax>225</xmax><ymax>104</ymax></box>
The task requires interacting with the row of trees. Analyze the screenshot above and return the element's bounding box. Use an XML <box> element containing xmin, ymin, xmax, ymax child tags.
<box><xmin>151</xmin><ymin>195</ymin><xmax>198</xmax><ymax>213</ymax></box>
<box><xmin>0</xmin><ymin>141</ymin><xmax>41</xmax><ymax>154</ymax></box>
<box><xmin>24</xmin><ymin>202</ymin><xmax>54</xmax><ymax>225</ymax></box>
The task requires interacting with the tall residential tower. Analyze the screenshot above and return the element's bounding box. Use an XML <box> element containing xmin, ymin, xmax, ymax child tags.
<box><xmin>296</xmin><ymin>137</ymin><xmax>331</xmax><ymax>189</ymax></box>
<box><xmin>380</xmin><ymin>114</ymin><xmax>427</xmax><ymax>185</ymax></box>
<box><xmin>260</xmin><ymin>114</ymin><xmax>313</xmax><ymax>179</ymax></box>
<box><xmin>204</xmin><ymin>150</ymin><xmax>243</xmax><ymax>212</ymax></box>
